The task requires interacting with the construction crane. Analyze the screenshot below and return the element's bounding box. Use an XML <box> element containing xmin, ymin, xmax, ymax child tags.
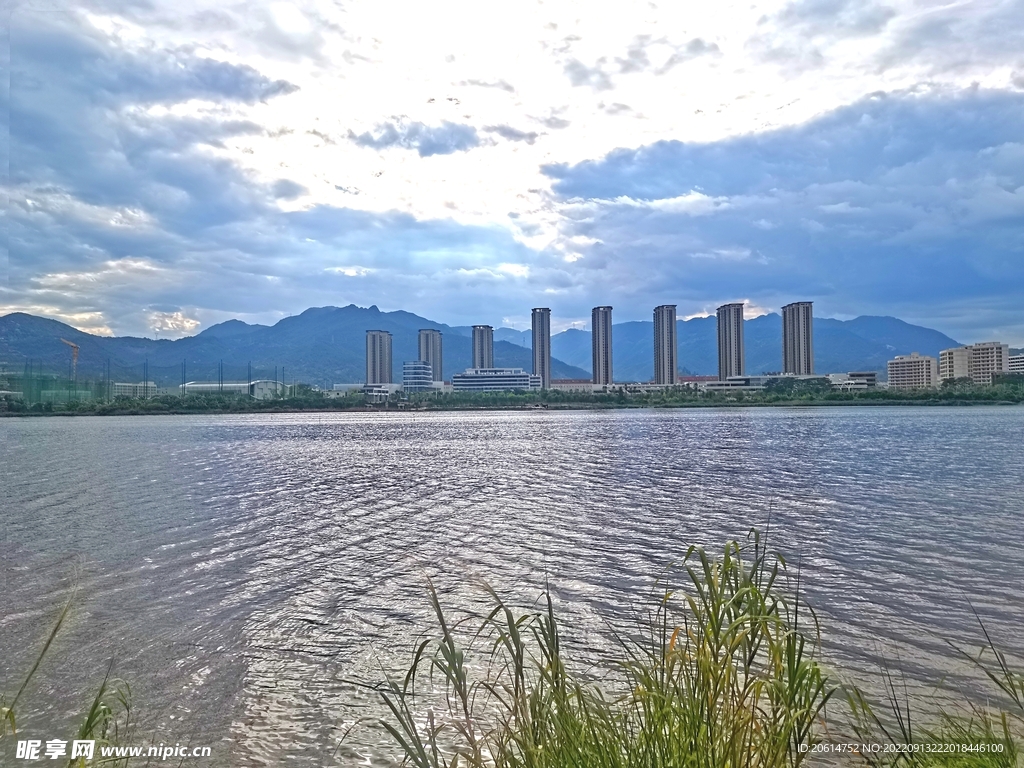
<box><xmin>60</xmin><ymin>338</ymin><xmax>80</xmax><ymax>381</ymax></box>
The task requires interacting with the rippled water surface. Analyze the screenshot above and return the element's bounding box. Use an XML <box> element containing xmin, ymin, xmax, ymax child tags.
<box><xmin>3</xmin><ymin>408</ymin><xmax>1023</xmax><ymax>765</ymax></box>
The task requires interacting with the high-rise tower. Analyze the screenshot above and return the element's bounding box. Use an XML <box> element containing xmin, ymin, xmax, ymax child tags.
<box><xmin>531</xmin><ymin>308</ymin><xmax>552</xmax><ymax>389</ymax></box>
<box><xmin>591</xmin><ymin>306</ymin><xmax>613</xmax><ymax>386</ymax></box>
<box><xmin>716</xmin><ymin>303</ymin><xmax>745</xmax><ymax>381</ymax></box>
<box><xmin>472</xmin><ymin>325</ymin><xmax>494</xmax><ymax>369</ymax></box>
<box><xmin>653</xmin><ymin>305</ymin><xmax>678</xmax><ymax>385</ymax></box>
<box><xmin>782</xmin><ymin>302</ymin><xmax>814</xmax><ymax>375</ymax></box>
<box><xmin>418</xmin><ymin>329</ymin><xmax>443</xmax><ymax>382</ymax></box>
<box><xmin>365</xmin><ymin>330</ymin><xmax>393</xmax><ymax>384</ymax></box>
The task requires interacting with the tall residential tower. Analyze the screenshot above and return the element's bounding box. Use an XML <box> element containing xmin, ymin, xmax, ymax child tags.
<box><xmin>716</xmin><ymin>303</ymin><xmax>745</xmax><ymax>380</ymax></box>
<box><xmin>365</xmin><ymin>330</ymin><xmax>393</xmax><ymax>384</ymax></box>
<box><xmin>782</xmin><ymin>301</ymin><xmax>814</xmax><ymax>375</ymax></box>
<box><xmin>472</xmin><ymin>325</ymin><xmax>494</xmax><ymax>369</ymax></box>
<box><xmin>418</xmin><ymin>329</ymin><xmax>443</xmax><ymax>382</ymax></box>
<box><xmin>653</xmin><ymin>305</ymin><xmax>678</xmax><ymax>385</ymax></box>
<box><xmin>591</xmin><ymin>306</ymin><xmax>613</xmax><ymax>386</ymax></box>
<box><xmin>531</xmin><ymin>308</ymin><xmax>552</xmax><ymax>389</ymax></box>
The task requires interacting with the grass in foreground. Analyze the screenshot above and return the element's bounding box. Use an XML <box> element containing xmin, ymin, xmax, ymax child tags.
<box><xmin>363</xmin><ymin>534</ymin><xmax>835</xmax><ymax>768</ymax></box>
<box><xmin>363</xmin><ymin>534</ymin><xmax>1024</xmax><ymax>767</ymax></box>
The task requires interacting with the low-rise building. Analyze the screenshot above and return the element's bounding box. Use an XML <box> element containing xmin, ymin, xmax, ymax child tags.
<box><xmin>887</xmin><ymin>353</ymin><xmax>939</xmax><ymax>390</ymax></box>
<box><xmin>111</xmin><ymin>381</ymin><xmax>157</xmax><ymax>398</ymax></box>
<box><xmin>182</xmin><ymin>380</ymin><xmax>285</xmax><ymax>400</ymax></box>
<box><xmin>550</xmin><ymin>378</ymin><xmax>597</xmax><ymax>393</ymax></box>
<box><xmin>452</xmin><ymin>368</ymin><xmax>541</xmax><ymax>392</ymax></box>
<box><xmin>828</xmin><ymin>371</ymin><xmax>878</xmax><ymax>391</ymax></box>
<box><xmin>362</xmin><ymin>382</ymin><xmax>403</xmax><ymax>403</ymax></box>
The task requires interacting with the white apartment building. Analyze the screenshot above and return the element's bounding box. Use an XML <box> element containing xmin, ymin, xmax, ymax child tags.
<box><xmin>472</xmin><ymin>325</ymin><xmax>494</xmax><ymax>370</ymax></box>
<box><xmin>366</xmin><ymin>330</ymin><xmax>393</xmax><ymax>385</ymax></box>
<box><xmin>887</xmin><ymin>353</ymin><xmax>939</xmax><ymax>390</ymax></box>
<box><xmin>653</xmin><ymin>304</ymin><xmax>678</xmax><ymax>385</ymax></box>
<box><xmin>940</xmin><ymin>342</ymin><xmax>1010</xmax><ymax>385</ymax></box>
<box><xmin>1010</xmin><ymin>354</ymin><xmax>1024</xmax><ymax>374</ymax></box>
<box><xmin>782</xmin><ymin>301</ymin><xmax>814</xmax><ymax>375</ymax></box>
<box><xmin>591</xmin><ymin>306</ymin><xmax>613</xmax><ymax>386</ymax></box>
<box><xmin>716</xmin><ymin>303</ymin><xmax>745</xmax><ymax>380</ymax></box>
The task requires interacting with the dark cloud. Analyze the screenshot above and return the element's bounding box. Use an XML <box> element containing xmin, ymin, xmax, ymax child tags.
<box><xmin>349</xmin><ymin>120</ymin><xmax>480</xmax><ymax>156</ymax></box>
<box><xmin>14</xmin><ymin>16</ymin><xmax>297</xmax><ymax>106</ymax></box>
<box><xmin>544</xmin><ymin>89</ymin><xmax>1024</xmax><ymax>341</ymax></box>
<box><xmin>485</xmin><ymin>125</ymin><xmax>539</xmax><ymax>144</ymax></box>
<box><xmin>3</xmin><ymin>10</ymin><xmax>542</xmax><ymax>336</ymax></box>
<box><xmin>272</xmin><ymin>180</ymin><xmax>307</xmax><ymax>200</ymax></box>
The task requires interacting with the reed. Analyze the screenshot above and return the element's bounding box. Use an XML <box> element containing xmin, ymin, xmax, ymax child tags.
<box><xmin>1</xmin><ymin>588</ymin><xmax>135</xmax><ymax>766</ymax></box>
<box><xmin>364</xmin><ymin>532</ymin><xmax>837</xmax><ymax>768</ymax></box>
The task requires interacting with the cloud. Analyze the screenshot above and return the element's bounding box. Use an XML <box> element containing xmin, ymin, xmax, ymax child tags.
<box><xmin>543</xmin><ymin>89</ymin><xmax>1024</xmax><ymax>340</ymax></box>
<box><xmin>349</xmin><ymin>120</ymin><xmax>480</xmax><ymax>156</ymax></box>
<box><xmin>484</xmin><ymin>125</ymin><xmax>540</xmax><ymax>144</ymax></box>
<box><xmin>563</xmin><ymin>59</ymin><xmax>613</xmax><ymax>90</ymax></box>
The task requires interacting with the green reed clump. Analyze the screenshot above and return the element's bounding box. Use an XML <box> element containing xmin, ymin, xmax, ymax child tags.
<box><xmin>845</xmin><ymin>608</ymin><xmax>1024</xmax><ymax>767</ymax></box>
<box><xmin>1</xmin><ymin>589</ymin><xmax>135</xmax><ymax>766</ymax></box>
<box><xmin>368</xmin><ymin>532</ymin><xmax>834</xmax><ymax>768</ymax></box>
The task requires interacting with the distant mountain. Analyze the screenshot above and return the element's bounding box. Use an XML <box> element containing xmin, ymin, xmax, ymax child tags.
<box><xmin>0</xmin><ymin>306</ymin><xmax>589</xmax><ymax>387</ymax></box>
<box><xmin>0</xmin><ymin>307</ymin><xmax>964</xmax><ymax>386</ymax></box>
<box><xmin>500</xmin><ymin>314</ymin><xmax>962</xmax><ymax>381</ymax></box>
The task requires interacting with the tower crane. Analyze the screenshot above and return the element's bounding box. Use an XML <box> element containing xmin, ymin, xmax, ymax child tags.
<box><xmin>60</xmin><ymin>338</ymin><xmax>80</xmax><ymax>381</ymax></box>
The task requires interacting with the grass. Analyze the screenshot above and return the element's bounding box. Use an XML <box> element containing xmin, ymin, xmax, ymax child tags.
<box><xmin>1</xmin><ymin>586</ymin><xmax>135</xmax><ymax>766</ymax></box>
<box><xmin>359</xmin><ymin>533</ymin><xmax>836</xmax><ymax>768</ymax></box>
<box><xmin>361</xmin><ymin>533</ymin><xmax>1024</xmax><ymax>767</ymax></box>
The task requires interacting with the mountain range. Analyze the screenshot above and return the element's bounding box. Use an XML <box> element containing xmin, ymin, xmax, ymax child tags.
<box><xmin>0</xmin><ymin>306</ymin><xmax>963</xmax><ymax>386</ymax></box>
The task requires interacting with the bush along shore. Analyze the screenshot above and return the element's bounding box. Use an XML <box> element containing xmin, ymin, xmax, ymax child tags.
<box><xmin>4</xmin><ymin>535</ymin><xmax>1023</xmax><ymax>766</ymax></box>
<box><xmin>2</xmin><ymin>377</ymin><xmax>1024</xmax><ymax>416</ymax></box>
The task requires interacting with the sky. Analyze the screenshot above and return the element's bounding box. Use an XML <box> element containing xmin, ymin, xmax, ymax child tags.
<box><xmin>3</xmin><ymin>0</ymin><xmax>1023</xmax><ymax>343</ymax></box>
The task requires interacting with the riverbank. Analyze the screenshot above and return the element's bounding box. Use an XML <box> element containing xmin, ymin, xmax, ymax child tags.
<box><xmin>2</xmin><ymin>387</ymin><xmax>1023</xmax><ymax>416</ymax></box>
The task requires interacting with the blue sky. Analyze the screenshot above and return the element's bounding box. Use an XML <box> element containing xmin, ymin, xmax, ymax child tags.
<box><xmin>3</xmin><ymin>0</ymin><xmax>1023</xmax><ymax>343</ymax></box>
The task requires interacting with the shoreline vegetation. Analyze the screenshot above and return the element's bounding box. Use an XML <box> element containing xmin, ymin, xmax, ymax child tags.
<box><xmin>5</xmin><ymin>534</ymin><xmax>1023</xmax><ymax>766</ymax></box>
<box><xmin>2</xmin><ymin>378</ymin><xmax>1024</xmax><ymax>417</ymax></box>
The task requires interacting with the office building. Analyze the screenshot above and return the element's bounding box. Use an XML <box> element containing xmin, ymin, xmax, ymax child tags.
<box><xmin>532</xmin><ymin>308</ymin><xmax>552</xmax><ymax>389</ymax></box>
<box><xmin>716</xmin><ymin>303</ymin><xmax>745</xmax><ymax>381</ymax></box>
<box><xmin>472</xmin><ymin>325</ymin><xmax>494</xmax><ymax>370</ymax></box>
<box><xmin>782</xmin><ymin>301</ymin><xmax>814</xmax><ymax>375</ymax></box>
<box><xmin>418</xmin><ymin>329</ymin><xmax>443</xmax><ymax>382</ymax></box>
<box><xmin>366</xmin><ymin>330</ymin><xmax>393</xmax><ymax>384</ymax></box>
<box><xmin>592</xmin><ymin>306</ymin><xmax>613</xmax><ymax>386</ymax></box>
<box><xmin>653</xmin><ymin>305</ymin><xmax>678</xmax><ymax>385</ymax></box>
<box><xmin>887</xmin><ymin>353</ymin><xmax>939</xmax><ymax>390</ymax></box>
<box><xmin>403</xmin><ymin>361</ymin><xmax>435</xmax><ymax>392</ymax></box>
<box><xmin>451</xmin><ymin>368</ymin><xmax>542</xmax><ymax>392</ymax></box>
<box><xmin>1010</xmin><ymin>354</ymin><xmax>1024</xmax><ymax>374</ymax></box>
<box><xmin>940</xmin><ymin>342</ymin><xmax>1011</xmax><ymax>385</ymax></box>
